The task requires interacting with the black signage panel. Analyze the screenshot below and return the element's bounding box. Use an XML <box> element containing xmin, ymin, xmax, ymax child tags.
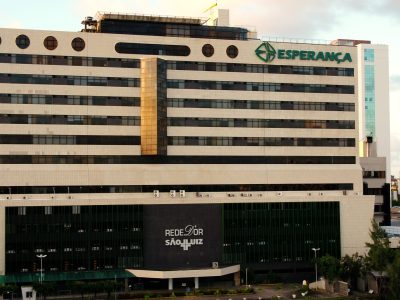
<box><xmin>143</xmin><ymin>204</ymin><xmax>222</xmax><ymax>270</ymax></box>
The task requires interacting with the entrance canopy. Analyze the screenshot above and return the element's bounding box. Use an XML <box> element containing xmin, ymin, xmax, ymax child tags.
<box><xmin>126</xmin><ymin>265</ymin><xmax>240</xmax><ymax>279</ymax></box>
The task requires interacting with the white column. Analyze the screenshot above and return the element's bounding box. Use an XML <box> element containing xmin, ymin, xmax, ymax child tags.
<box><xmin>194</xmin><ymin>277</ymin><xmax>199</xmax><ymax>289</ymax></box>
<box><xmin>168</xmin><ymin>278</ymin><xmax>173</xmax><ymax>290</ymax></box>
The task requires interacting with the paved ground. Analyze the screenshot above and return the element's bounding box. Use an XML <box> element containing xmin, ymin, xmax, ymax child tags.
<box><xmin>168</xmin><ymin>285</ymin><xmax>340</xmax><ymax>300</ymax></box>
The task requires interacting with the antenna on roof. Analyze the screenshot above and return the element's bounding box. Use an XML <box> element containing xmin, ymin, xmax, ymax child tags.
<box><xmin>203</xmin><ymin>1</ymin><xmax>218</xmax><ymax>13</ymax></box>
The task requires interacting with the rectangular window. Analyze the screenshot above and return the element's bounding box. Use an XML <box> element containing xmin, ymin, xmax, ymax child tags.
<box><xmin>72</xmin><ymin>206</ymin><xmax>81</xmax><ymax>215</ymax></box>
<box><xmin>18</xmin><ymin>207</ymin><xmax>26</xmax><ymax>215</ymax></box>
<box><xmin>364</xmin><ymin>49</ymin><xmax>375</xmax><ymax>62</ymax></box>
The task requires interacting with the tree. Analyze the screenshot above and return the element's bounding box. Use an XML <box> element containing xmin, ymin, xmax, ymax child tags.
<box><xmin>103</xmin><ymin>280</ymin><xmax>121</xmax><ymax>299</ymax></box>
<box><xmin>366</xmin><ymin>219</ymin><xmax>393</xmax><ymax>271</ymax></box>
<box><xmin>32</xmin><ymin>282</ymin><xmax>55</xmax><ymax>300</ymax></box>
<box><xmin>339</xmin><ymin>253</ymin><xmax>366</xmax><ymax>288</ymax></box>
<box><xmin>317</xmin><ymin>255</ymin><xmax>340</xmax><ymax>282</ymax></box>
<box><xmin>365</xmin><ymin>219</ymin><xmax>394</xmax><ymax>296</ymax></box>
<box><xmin>87</xmin><ymin>281</ymin><xmax>103</xmax><ymax>298</ymax></box>
<box><xmin>387</xmin><ymin>251</ymin><xmax>400</xmax><ymax>299</ymax></box>
<box><xmin>68</xmin><ymin>281</ymin><xmax>89</xmax><ymax>300</ymax></box>
<box><xmin>0</xmin><ymin>284</ymin><xmax>18</xmax><ymax>298</ymax></box>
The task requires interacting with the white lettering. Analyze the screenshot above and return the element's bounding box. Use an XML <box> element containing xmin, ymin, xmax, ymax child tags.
<box><xmin>164</xmin><ymin>224</ymin><xmax>205</xmax><ymax>251</ymax></box>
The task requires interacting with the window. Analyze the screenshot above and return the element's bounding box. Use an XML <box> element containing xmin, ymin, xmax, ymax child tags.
<box><xmin>115</xmin><ymin>43</ymin><xmax>190</xmax><ymax>56</ymax></box>
<box><xmin>16</xmin><ymin>35</ymin><xmax>30</xmax><ymax>49</ymax></box>
<box><xmin>71</xmin><ymin>37</ymin><xmax>85</xmax><ymax>52</ymax></box>
<box><xmin>202</xmin><ymin>44</ymin><xmax>214</xmax><ymax>57</ymax></box>
<box><xmin>44</xmin><ymin>36</ymin><xmax>58</xmax><ymax>50</ymax></box>
<box><xmin>72</xmin><ymin>206</ymin><xmax>81</xmax><ymax>214</ymax></box>
<box><xmin>18</xmin><ymin>207</ymin><xmax>27</xmax><ymax>215</ymax></box>
<box><xmin>44</xmin><ymin>206</ymin><xmax>52</xmax><ymax>215</ymax></box>
<box><xmin>364</xmin><ymin>49</ymin><xmax>374</xmax><ymax>62</ymax></box>
<box><xmin>226</xmin><ymin>45</ymin><xmax>238</xmax><ymax>58</ymax></box>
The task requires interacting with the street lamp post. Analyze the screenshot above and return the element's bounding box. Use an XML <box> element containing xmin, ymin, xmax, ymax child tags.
<box><xmin>311</xmin><ymin>248</ymin><xmax>320</xmax><ymax>290</ymax></box>
<box><xmin>36</xmin><ymin>254</ymin><xmax>47</xmax><ymax>284</ymax></box>
<box><xmin>245</xmin><ymin>267</ymin><xmax>248</xmax><ymax>287</ymax></box>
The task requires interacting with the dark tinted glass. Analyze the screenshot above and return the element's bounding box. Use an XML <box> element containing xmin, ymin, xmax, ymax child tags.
<box><xmin>0</xmin><ymin>155</ymin><xmax>355</xmax><ymax>166</ymax></box>
<box><xmin>44</xmin><ymin>36</ymin><xmax>58</xmax><ymax>50</ymax></box>
<box><xmin>166</xmin><ymin>61</ymin><xmax>354</xmax><ymax>77</ymax></box>
<box><xmin>167</xmin><ymin>80</ymin><xmax>354</xmax><ymax>94</ymax></box>
<box><xmin>99</xmin><ymin>20</ymin><xmax>248</xmax><ymax>40</ymax></box>
<box><xmin>226</xmin><ymin>45</ymin><xmax>238</xmax><ymax>58</ymax></box>
<box><xmin>115</xmin><ymin>43</ymin><xmax>190</xmax><ymax>56</ymax></box>
<box><xmin>202</xmin><ymin>44</ymin><xmax>214</xmax><ymax>57</ymax></box>
<box><xmin>71</xmin><ymin>37</ymin><xmax>85</xmax><ymax>51</ymax></box>
<box><xmin>16</xmin><ymin>35</ymin><xmax>30</xmax><ymax>49</ymax></box>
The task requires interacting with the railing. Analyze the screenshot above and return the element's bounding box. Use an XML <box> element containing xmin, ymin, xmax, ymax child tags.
<box><xmin>261</xmin><ymin>36</ymin><xmax>332</xmax><ymax>45</ymax></box>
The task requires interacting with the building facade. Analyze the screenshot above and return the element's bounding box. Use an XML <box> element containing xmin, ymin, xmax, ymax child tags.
<box><xmin>358</xmin><ymin>43</ymin><xmax>391</xmax><ymax>224</ymax></box>
<box><xmin>357</xmin><ymin>43</ymin><xmax>390</xmax><ymax>179</ymax></box>
<box><xmin>0</xmin><ymin>12</ymin><xmax>375</xmax><ymax>287</ymax></box>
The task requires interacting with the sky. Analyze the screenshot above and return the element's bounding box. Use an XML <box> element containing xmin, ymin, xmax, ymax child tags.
<box><xmin>0</xmin><ymin>0</ymin><xmax>399</xmax><ymax>175</ymax></box>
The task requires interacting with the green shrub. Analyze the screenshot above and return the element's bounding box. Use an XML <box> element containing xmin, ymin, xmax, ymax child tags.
<box><xmin>226</xmin><ymin>289</ymin><xmax>237</xmax><ymax>295</ymax></box>
<box><xmin>300</xmin><ymin>283</ymin><xmax>309</xmax><ymax>293</ymax></box>
<box><xmin>202</xmin><ymin>290</ymin><xmax>214</xmax><ymax>295</ymax></box>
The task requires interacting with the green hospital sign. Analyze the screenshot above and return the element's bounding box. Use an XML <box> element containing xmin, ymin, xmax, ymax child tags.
<box><xmin>255</xmin><ymin>42</ymin><xmax>352</xmax><ymax>64</ymax></box>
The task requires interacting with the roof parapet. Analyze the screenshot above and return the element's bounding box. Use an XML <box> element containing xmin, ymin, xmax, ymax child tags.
<box><xmin>95</xmin><ymin>12</ymin><xmax>207</xmax><ymax>26</ymax></box>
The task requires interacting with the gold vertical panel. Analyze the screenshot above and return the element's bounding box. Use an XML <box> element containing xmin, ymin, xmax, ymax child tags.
<box><xmin>140</xmin><ymin>57</ymin><xmax>167</xmax><ymax>156</ymax></box>
<box><xmin>141</xmin><ymin>58</ymin><xmax>158</xmax><ymax>155</ymax></box>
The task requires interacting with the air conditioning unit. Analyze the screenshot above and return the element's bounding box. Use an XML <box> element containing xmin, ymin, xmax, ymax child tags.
<box><xmin>6</xmin><ymin>196</ymin><xmax>11</xmax><ymax>200</ymax></box>
<box><xmin>153</xmin><ymin>190</ymin><xmax>160</xmax><ymax>198</ymax></box>
<box><xmin>258</xmin><ymin>193</ymin><xmax>263</xmax><ymax>197</ymax></box>
<box><xmin>179</xmin><ymin>190</ymin><xmax>185</xmax><ymax>198</ymax></box>
<box><xmin>22</xmin><ymin>196</ymin><xmax>27</xmax><ymax>200</ymax></box>
<box><xmin>68</xmin><ymin>195</ymin><xmax>73</xmax><ymax>199</ymax></box>
<box><xmin>212</xmin><ymin>262</ymin><xmax>219</xmax><ymax>269</ymax></box>
<box><xmin>227</xmin><ymin>193</ymin><xmax>235</xmax><ymax>197</ymax></box>
<box><xmin>170</xmin><ymin>190</ymin><xmax>176</xmax><ymax>198</ymax></box>
<box><xmin>50</xmin><ymin>195</ymin><xmax>55</xmax><ymax>199</ymax></box>
<box><xmin>276</xmin><ymin>192</ymin><xmax>283</xmax><ymax>196</ymax></box>
<box><xmin>307</xmin><ymin>192</ymin><xmax>312</xmax><ymax>196</ymax></box>
<box><xmin>319</xmin><ymin>192</ymin><xmax>324</xmax><ymax>196</ymax></box>
<box><xmin>343</xmin><ymin>190</ymin><xmax>347</xmax><ymax>196</ymax></box>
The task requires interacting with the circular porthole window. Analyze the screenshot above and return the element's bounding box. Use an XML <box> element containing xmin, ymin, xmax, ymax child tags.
<box><xmin>202</xmin><ymin>44</ymin><xmax>214</xmax><ymax>57</ymax></box>
<box><xmin>226</xmin><ymin>45</ymin><xmax>239</xmax><ymax>58</ymax></box>
<box><xmin>16</xmin><ymin>34</ymin><xmax>30</xmax><ymax>49</ymax></box>
<box><xmin>44</xmin><ymin>36</ymin><xmax>58</xmax><ymax>50</ymax></box>
<box><xmin>71</xmin><ymin>37</ymin><xmax>85</xmax><ymax>52</ymax></box>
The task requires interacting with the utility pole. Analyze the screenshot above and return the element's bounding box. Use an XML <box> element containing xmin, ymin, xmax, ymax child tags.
<box><xmin>36</xmin><ymin>254</ymin><xmax>47</xmax><ymax>284</ymax></box>
<box><xmin>311</xmin><ymin>248</ymin><xmax>320</xmax><ymax>290</ymax></box>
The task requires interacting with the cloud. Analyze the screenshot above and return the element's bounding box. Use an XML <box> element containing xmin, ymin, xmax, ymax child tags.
<box><xmin>68</xmin><ymin>0</ymin><xmax>400</xmax><ymax>39</ymax></box>
<box><xmin>391</xmin><ymin>75</ymin><xmax>400</xmax><ymax>91</ymax></box>
<box><xmin>70</xmin><ymin>0</ymin><xmax>207</xmax><ymax>19</ymax></box>
<box><xmin>349</xmin><ymin>0</ymin><xmax>400</xmax><ymax>19</ymax></box>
